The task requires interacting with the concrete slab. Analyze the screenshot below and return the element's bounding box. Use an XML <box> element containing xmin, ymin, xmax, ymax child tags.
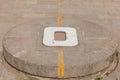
<box><xmin>2</xmin><ymin>18</ymin><xmax>118</xmax><ymax>78</ymax></box>
<box><xmin>0</xmin><ymin>48</ymin><xmax>119</xmax><ymax>80</ymax></box>
<box><xmin>0</xmin><ymin>0</ymin><xmax>120</xmax><ymax>80</ymax></box>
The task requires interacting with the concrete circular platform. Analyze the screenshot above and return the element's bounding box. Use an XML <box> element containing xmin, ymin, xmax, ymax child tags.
<box><xmin>2</xmin><ymin>17</ymin><xmax>118</xmax><ymax>79</ymax></box>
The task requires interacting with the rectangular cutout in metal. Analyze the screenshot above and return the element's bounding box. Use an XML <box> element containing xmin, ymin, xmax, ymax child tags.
<box><xmin>54</xmin><ymin>31</ymin><xmax>66</xmax><ymax>41</ymax></box>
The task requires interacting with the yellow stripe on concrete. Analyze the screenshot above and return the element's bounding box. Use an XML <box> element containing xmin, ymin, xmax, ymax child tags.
<box><xmin>58</xmin><ymin>0</ymin><xmax>62</xmax><ymax>25</ymax></box>
<box><xmin>57</xmin><ymin>0</ymin><xmax>64</xmax><ymax>78</ymax></box>
<box><xmin>58</xmin><ymin>50</ymin><xmax>64</xmax><ymax>78</ymax></box>
<box><xmin>58</xmin><ymin>16</ymin><xmax>62</xmax><ymax>26</ymax></box>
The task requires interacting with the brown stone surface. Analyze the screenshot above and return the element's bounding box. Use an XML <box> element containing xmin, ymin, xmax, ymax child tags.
<box><xmin>0</xmin><ymin>0</ymin><xmax>120</xmax><ymax>80</ymax></box>
<box><xmin>103</xmin><ymin>54</ymin><xmax>120</xmax><ymax>80</ymax></box>
<box><xmin>0</xmin><ymin>55</ymin><xmax>18</xmax><ymax>80</ymax></box>
<box><xmin>3</xmin><ymin>18</ymin><xmax>118</xmax><ymax>78</ymax></box>
<box><xmin>0</xmin><ymin>49</ymin><xmax>119</xmax><ymax>80</ymax></box>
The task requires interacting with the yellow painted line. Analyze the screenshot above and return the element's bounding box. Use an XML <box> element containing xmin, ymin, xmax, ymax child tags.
<box><xmin>58</xmin><ymin>50</ymin><xmax>64</xmax><ymax>78</ymax></box>
<box><xmin>57</xmin><ymin>0</ymin><xmax>64</xmax><ymax>78</ymax></box>
<box><xmin>58</xmin><ymin>0</ymin><xmax>62</xmax><ymax>25</ymax></box>
<box><xmin>58</xmin><ymin>16</ymin><xmax>62</xmax><ymax>26</ymax></box>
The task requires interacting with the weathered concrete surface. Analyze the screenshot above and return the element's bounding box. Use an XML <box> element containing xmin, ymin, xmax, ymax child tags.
<box><xmin>0</xmin><ymin>49</ymin><xmax>119</xmax><ymax>80</ymax></box>
<box><xmin>103</xmin><ymin>54</ymin><xmax>120</xmax><ymax>80</ymax></box>
<box><xmin>0</xmin><ymin>54</ymin><xmax>18</xmax><ymax>80</ymax></box>
<box><xmin>3</xmin><ymin>18</ymin><xmax>118</xmax><ymax>78</ymax></box>
<box><xmin>0</xmin><ymin>0</ymin><xmax>120</xmax><ymax>51</ymax></box>
<box><xmin>0</xmin><ymin>0</ymin><xmax>120</xmax><ymax>80</ymax></box>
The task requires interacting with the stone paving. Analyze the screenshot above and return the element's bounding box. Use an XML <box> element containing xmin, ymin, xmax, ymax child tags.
<box><xmin>0</xmin><ymin>0</ymin><xmax>120</xmax><ymax>80</ymax></box>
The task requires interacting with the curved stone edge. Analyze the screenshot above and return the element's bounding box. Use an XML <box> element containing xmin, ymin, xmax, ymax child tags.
<box><xmin>26</xmin><ymin>51</ymin><xmax>119</xmax><ymax>80</ymax></box>
<box><xmin>3</xmin><ymin>42</ymin><xmax>117</xmax><ymax>78</ymax></box>
<box><xmin>2</xmin><ymin>48</ymin><xmax>119</xmax><ymax>80</ymax></box>
<box><xmin>2</xmin><ymin>19</ymin><xmax>119</xmax><ymax>78</ymax></box>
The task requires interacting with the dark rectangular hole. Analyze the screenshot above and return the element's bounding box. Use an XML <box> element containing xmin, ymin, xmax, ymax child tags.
<box><xmin>54</xmin><ymin>31</ymin><xmax>66</xmax><ymax>41</ymax></box>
